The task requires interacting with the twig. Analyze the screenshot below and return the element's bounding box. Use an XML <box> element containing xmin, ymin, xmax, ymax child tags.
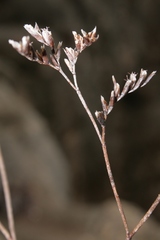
<box><xmin>58</xmin><ymin>67</ymin><xmax>77</xmax><ymax>91</ymax></box>
<box><xmin>72</xmin><ymin>65</ymin><xmax>102</xmax><ymax>143</ymax></box>
<box><xmin>0</xmin><ymin>149</ymin><xmax>16</xmax><ymax>240</ymax></box>
<box><xmin>101</xmin><ymin>126</ymin><xmax>130</xmax><ymax>240</ymax></box>
<box><xmin>129</xmin><ymin>194</ymin><xmax>160</xmax><ymax>239</ymax></box>
<box><xmin>0</xmin><ymin>222</ymin><xmax>11</xmax><ymax>240</ymax></box>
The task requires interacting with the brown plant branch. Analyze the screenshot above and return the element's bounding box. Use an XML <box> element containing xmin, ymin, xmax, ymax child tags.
<box><xmin>72</xmin><ymin>64</ymin><xmax>102</xmax><ymax>143</ymax></box>
<box><xmin>0</xmin><ymin>149</ymin><xmax>16</xmax><ymax>240</ymax></box>
<box><xmin>101</xmin><ymin>126</ymin><xmax>130</xmax><ymax>240</ymax></box>
<box><xmin>129</xmin><ymin>194</ymin><xmax>160</xmax><ymax>239</ymax></box>
<box><xmin>0</xmin><ymin>221</ymin><xmax>11</xmax><ymax>240</ymax></box>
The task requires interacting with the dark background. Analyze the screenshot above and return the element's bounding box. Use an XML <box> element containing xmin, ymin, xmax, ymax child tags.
<box><xmin>0</xmin><ymin>0</ymin><xmax>160</xmax><ymax>235</ymax></box>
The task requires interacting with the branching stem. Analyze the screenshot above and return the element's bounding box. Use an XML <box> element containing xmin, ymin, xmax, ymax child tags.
<box><xmin>101</xmin><ymin>126</ymin><xmax>130</xmax><ymax>239</ymax></box>
<box><xmin>72</xmin><ymin>65</ymin><xmax>102</xmax><ymax>143</ymax></box>
<box><xmin>130</xmin><ymin>194</ymin><xmax>160</xmax><ymax>239</ymax></box>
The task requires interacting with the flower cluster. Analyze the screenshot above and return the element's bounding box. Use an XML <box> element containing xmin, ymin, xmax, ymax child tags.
<box><xmin>9</xmin><ymin>23</ymin><xmax>99</xmax><ymax>74</ymax></box>
<box><xmin>9</xmin><ymin>23</ymin><xmax>62</xmax><ymax>70</ymax></box>
<box><xmin>72</xmin><ymin>27</ymin><xmax>99</xmax><ymax>53</ymax></box>
<box><xmin>64</xmin><ymin>27</ymin><xmax>99</xmax><ymax>74</ymax></box>
<box><xmin>95</xmin><ymin>69</ymin><xmax>156</xmax><ymax>126</ymax></box>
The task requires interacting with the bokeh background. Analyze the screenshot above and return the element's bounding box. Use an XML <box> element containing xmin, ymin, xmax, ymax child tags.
<box><xmin>0</xmin><ymin>1</ymin><xmax>160</xmax><ymax>239</ymax></box>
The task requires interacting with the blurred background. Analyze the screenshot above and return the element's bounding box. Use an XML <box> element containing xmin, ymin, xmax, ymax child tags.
<box><xmin>0</xmin><ymin>0</ymin><xmax>160</xmax><ymax>240</ymax></box>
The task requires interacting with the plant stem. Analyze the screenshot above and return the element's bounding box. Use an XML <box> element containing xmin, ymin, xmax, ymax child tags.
<box><xmin>130</xmin><ymin>194</ymin><xmax>160</xmax><ymax>239</ymax></box>
<box><xmin>101</xmin><ymin>126</ymin><xmax>130</xmax><ymax>240</ymax></box>
<box><xmin>0</xmin><ymin>222</ymin><xmax>11</xmax><ymax>240</ymax></box>
<box><xmin>59</xmin><ymin>66</ymin><xmax>102</xmax><ymax>141</ymax></box>
<box><xmin>0</xmin><ymin>149</ymin><xmax>16</xmax><ymax>240</ymax></box>
<box><xmin>72</xmin><ymin>65</ymin><xmax>102</xmax><ymax>143</ymax></box>
<box><xmin>59</xmin><ymin>68</ymin><xmax>77</xmax><ymax>90</ymax></box>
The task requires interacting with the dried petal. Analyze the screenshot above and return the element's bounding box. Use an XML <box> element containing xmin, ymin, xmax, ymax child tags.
<box><xmin>41</xmin><ymin>27</ymin><xmax>54</xmax><ymax>47</ymax></box>
<box><xmin>72</xmin><ymin>27</ymin><xmax>99</xmax><ymax>52</ymax></box>
<box><xmin>101</xmin><ymin>96</ymin><xmax>108</xmax><ymax>119</ymax></box>
<box><xmin>64</xmin><ymin>58</ymin><xmax>73</xmax><ymax>73</ymax></box>
<box><xmin>128</xmin><ymin>71</ymin><xmax>144</xmax><ymax>93</ymax></box>
<box><xmin>8</xmin><ymin>36</ymin><xmax>34</xmax><ymax>60</ymax></box>
<box><xmin>54</xmin><ymin>41</ymin><xmax>62</xmax><ymax>61</ymax></box>
<box><xmin>140</xmin><ymin>71</ymin><xmax>156</xmax><ymax>88</ymax></box>
<box><xmin>24</xmin><ymin>23</ymin><xmax>44</xmax><ymax>44</ymax></box>
<box><xmin>64</xmin><ymin>47</ymin><xmax>78</xmax><ymax>64</ymax></box>
<box><xmin>118</xmin><ymin>79</ymin><xmax>132</xmax><ymax>101</ymax></box>
<box><xmin>72</xmin><ymin>31</ymin><xmax>84</xmax><ymax>52</ymax></box>
<box><xmin>112</xmin><ymin>75</ymin><xmax>120</xmax><ymax>99</ymax></box>
<box><xmin>81</xmin><ymin>26</ymin><xmax>99</xmax><ymax>46</ymax></box>
<box><xmin>107</xmin><ymin>90</ymin><xmax>115</xmax><ymax>114</ymax></box>
<box><xmin>9</xmin><ymin>39</ymin><xmax>21</xmax><ymax>51</ymax></box>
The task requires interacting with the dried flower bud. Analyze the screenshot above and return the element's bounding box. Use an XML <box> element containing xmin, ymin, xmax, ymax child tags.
<box><xmin>107</xmin><ymin>90</ymin><xmax>115</xmax><ymax>114</ymax></box>
<box><xmin>24</xmin><ymin>23</ymin><xmax>44</xmax><ymax>44</ymax></box>
<box><xmin>81</xmin><ymin>27</ymin><xmax>99</xmax><ymax>46</ymax></box>
<box><xmin>64</xmin><ymin>58</ymin><xmax>73</xmax><ymax>73</ymax></box>
<box><xmin>72</xmin><ymin>31</ymin><xmax>84</xmax><ymax>53</ymax></box>
<box><xmin>24</xmin><ymin>23</ymin><xmax>55</xmax><ymax>48</ymax></box>
<box><xmin>101</xmin><ymin>96</ymin><xmax>108</xmax><ymax>119</ymax></box>
<box><xmin>118</xmin><ymin>79</ymin><xmax>132</xmax><ymax>101</ymax></box>
<box><xmin>72</xmin><ymin>27</ymin><xmax>99</xmax><ymax>53</ymax></box>
<box><xmin>139</xmin><ymin>69</ymin><xmax>147</xmax><ymax>79</ymax></box>
<box><xmin>54</xmin><ymin>41</ymin><xmax>62</xmax><ymax>62</ymax></box>
<box><xmin>64</xmin><ymin>47</ymin><xmax>78</xmax><ymax>64</ymax></box>
<box><xmin>8</xmin><ymin>36</ymin><xmax>35</xmax><ymax>61</ymax></box>
<box><xmin>112</xmin><ymin>76</ymin><xmax>120</xmax><ymax>99</ymax></box>
<box><xmin>140</xmin><ymin>70</ymin><xmax>156</xmax><ymax>88</ymax></box>
<box><xmin>41</xmin><ymin>27</ymin><xmax>54</xmax><ymax>47</ymax></box>
<box><xmin>9</xmin><ymin>36</ymin><xmax>30</xmax><ymax>55</ymax></box>
<box><xmin>95</xmin><ymin>111</ymin><xmax>106</xmax><ymax>126</ymax></box>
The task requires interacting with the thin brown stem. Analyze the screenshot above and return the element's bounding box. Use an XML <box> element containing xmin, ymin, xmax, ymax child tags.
<box><xmin>129</xmin><ymin>194</ymin><xmax>160</xmax><ymax>239</ymax></box>
<box><xmin>72</xmin><ymin>65</ymin><xmax>102</xmax><ymax>143</ymax></box>
<box><xmin>0</xmin><ymin>222</ymin><xmax>12</xmax><ymax>240</ymax></box>
<box><xmin>59</xmin><ymin>68</ymin><xmax>77</xmax><ymax>90</ymax></box>
<box><xmin>101</xmin><ymin>126</ymin><xmax>130</xmax><ymax>240</ymax></box>
<box><xmin>0</xmin><ymin>149</ymin><xmax>16</xmax><ymax>240</ymax></box>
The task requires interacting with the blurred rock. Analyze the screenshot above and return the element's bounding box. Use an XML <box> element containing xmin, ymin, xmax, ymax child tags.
<box><xmin>15</xmin><ymin>199</ymin><xmax>160</xmax><ymax>240</ymax></box>
<box><xmin>0</xmin><ymin>78</ymin><xmax>71</xmax><ymax>217</ymax></box>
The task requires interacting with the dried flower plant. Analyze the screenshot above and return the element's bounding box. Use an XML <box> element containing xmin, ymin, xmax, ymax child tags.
<box><xmin>5</xmin><ymin>23</ymin><xmax>160</xmax><ymax>240</ymax></box>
